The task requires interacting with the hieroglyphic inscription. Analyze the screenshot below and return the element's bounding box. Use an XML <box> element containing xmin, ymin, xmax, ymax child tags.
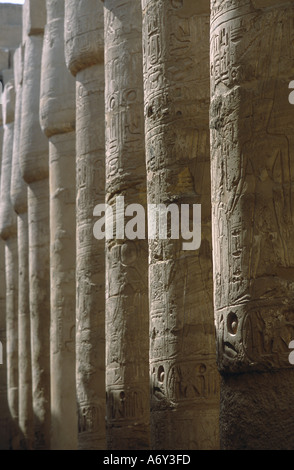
<box><xmin>104</xmin><ymin>0</ymin><xmax>150</xmax><ymax>450</ymax></box>
<box><xmin>210</xmin><ymin>1</ymin><xmax>294</xmax><ymax>372</ymax></box>
<box><xmin>142</xmin><ymin>0</ymin><xmax>219</xmax><ymax>450</ymax></box>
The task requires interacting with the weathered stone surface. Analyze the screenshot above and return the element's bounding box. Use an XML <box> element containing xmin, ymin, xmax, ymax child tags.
<box><xmin>0</xmin><ymin>4</ymin><xmax>22</xmax><ymax>451</ymax></box>
<box><xmin>19</xmin><ymin>0</ymin><xmax>50</xmax><ymax>450</ymax></box>
<box><xmin>65</xmin><ymin>0</ymin><xmax>104</xmax><ymax>75</ymax></box>
<box><xmin>0</xmin><ymin>77</ymin><xmax>19</xmax><ymax>450</ymax></box>
<box><xmin>65</xmin><ymin>0</ymin><xmax>106</xmax><ymax>450</ymax></box>
<box><xmin>104</xmin><ymin>0</ymin><xmax>150</xmax><ymax>450</ymax></box>
<box><xmin>26</xmin><ymin>180</ymin><xmax>50</xmax><ymax>450</ymax></box>
<box><xmin>11</xmin><ymin>47</ymin><xmax>27</xmax><ymax>215</ymax></box>
<box><xmin>11</xmin><ymin>45</ymin><xmax>33</xmax><ymax>451</ymax></box>
<box><xmin>142</xmin><ymin>0</ymin><xmax>219</xmax><ymax>450</ymax></box>
<box><xmin>0</xmin><ymin>103</ymin><xmax>7</xmax><ymax>450</ymax></box>
<box><xmin>22</xmin><ymin>0</ymin><xmax>46</xmax><ymax>40</ymax></box>
<box><xmin>0</xmin><ymin>77</ymin><xmax>16</xmax><ymax>240</ymax></box>
<box><xmin>1</xmin><ymin>0</ymin><xmax>294</xmax><ymax>452</ymax></box>
<box><xmin>4</xmin><ymin>237</ymin><xmax>19</xmax><ymax>449</ymax></box>
<box><xmin>0</xmin><ymin>102</ymin><xmax>12</xmax><ymax>451</ymax></box>
<box><xmin>39</xmin><ymin>0</ymin><xmax>77</xmax><ymax>450</ymax></box>
<box><xmin>210</xmin><ymin>0</ymin><xmax>294</xmax><ymax>449</ymax></box>
<box><xmin>20</xmin><ymin>36</ymin><xmax>48</xmax><ymax>184</ymax></box>
<box><xmin>40</xmin><ymin>2</ymin><xmax>75</xmax><ymax>136</ymax></box>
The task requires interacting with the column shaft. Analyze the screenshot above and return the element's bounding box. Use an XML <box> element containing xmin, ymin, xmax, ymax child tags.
<box><xmin>19</xmin><ymin>0</ymin><xmax>50</xmax><ymax>449</ymax></box>
<box><xmin>104</xmin><ymin>0</ymin><xmax>150</xmax><ymax>450</ymax></box>
<box><xmin>39</xmin><ymin>0</ymin><xmax>77</xmax><ymax>449</ymax></box>
<box><xmin>64</xmin><ymin>0</ymin><xmax>106</xmax><ymax>450</ymax></box>
<box><xmin>0</xmin><ymin>104</ymin><xmax>8</xmax><ymax>450</ymax></box>
<box><xmin>11</xmin><ymin>45</ymin><xmax>33</xmax><ymax>450</ymax></box>
<box><xmin>0</xmin><ymin>77</ymin><xmax>19</xmax><ymax>449</ymax></box>
<box><xmin>210</xmin><ymin>0</ymin><xmax>294</xmax><ymax>450</ymax></box>
<box><xmin>142</xmin><ymin>0</ymin><xmax>219</xmax><ymax>450</ymax></box>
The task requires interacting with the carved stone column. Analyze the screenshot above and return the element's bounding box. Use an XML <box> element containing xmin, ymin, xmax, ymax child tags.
<box><xmin>0</xmin><ymin>75</ymin><xmax>19</xmax><ymax>450</ymax></box>
<box><xmin>39</xmin><ymin>0</ymin><xmax>77</xmax><ymax>450</ymax></box>
<box><xmin>10</xmin><ymin>45</ymin><xmax>33</xmax><ymax>450</ymax></box>
<box><xmin>210</xmin><ymin>0</ymin><xmax>294</xmax><ymax>450</ymax></box>
<box><xmin>104</xmin><ymin>0</ymin><xmax>150</xmax><ymax>450</ymax></box>
<box><xmin>64</xmin><ymin>0</ymin><xmax>106</xmax><ymax>449</ymax></box>
<box><xmin>19</xmin><ymin>0</ymin><xmax>50</xmax><ymax>450</ymax></box>
<box><xmin>142</xmin><ymin>0</ymin><xmax>219</xmax><ymax>450</ymax></box>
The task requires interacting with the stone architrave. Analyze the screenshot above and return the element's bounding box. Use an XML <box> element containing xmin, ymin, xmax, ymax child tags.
<box><xmin>0</xmin><ymin>75</ymin><xmax>19</xmax><ymax>450</ymax></box>
<box><xmin>0</xmin><ymin>4</ymin><xmax>22</xmax><ymax>51</ymax></box>
<box><xmin>19</xmin><ymin>0</ymin><xmax>50</xmax><ymax>450</ymax></box>
<box><xmin>142</xmin><ymin>0</ymin><xmax>220</xmax><ymax>450</ymax></box>
<box><xmin>210</xmin><ymin>0</ymin><xmax>294</xmax><ymax>450</ymax></box>
<box><xmin>104</xmin><ymin>0</ymin><xmax>150</xmax><ymax>450</ymax></box>
<box><xmin>64</xmin><ymin>0</ymin><xmax>106</xmax><ymax>450</ymax></box>
<box><xmin>10</xmin><ymin>45</ymin><xmax>33</xmax><ymax>450</ymax></box>
<box><xmin>39</xmin><ymin>0</ymin><xmax>77</xmax><ymax>450</ymax></box>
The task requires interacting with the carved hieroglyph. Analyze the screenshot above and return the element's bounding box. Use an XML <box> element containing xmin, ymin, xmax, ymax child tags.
<box><xmin>10</xmin><ymin>45</ymin><xmax>33</xmax><ymax>450</ymax></box>
<box><xmin>64</xmin><ymin>0</ymin><xmax>106</xmax><ymax>450</ymax></box>
<box><xmin>39</xmin><ymin>0</ymin><xmax>77</xmax><ymax>450</ymax></box>
<box><xmin>142</xmin><ymin>0</ymin><xmax>219</xmax><ymax>450</ymax></box>
<box><xmin>104</xmin><ymin>0</ymin><xmax>150</xmax><ymax>450</ymax></box>
<box><xmin>210</xmin><ymin>0</ymin><xmax>294</xmax><ymax>449</ymax></box>
<box><xmin>19</xmin><ymin>0</ymin><xmax>50</xmax><ymax>450</ymax></box>
<box><xmin>0</xmin><ymin>76</ymin><xmax>19</xmax><ymax>450</ymax></box>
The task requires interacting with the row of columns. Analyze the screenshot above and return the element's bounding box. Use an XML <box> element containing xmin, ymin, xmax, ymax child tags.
<box><xmin>0</xmin><ymin>0</ymin><xmax>294</xmax><ymax>451</ymax></box>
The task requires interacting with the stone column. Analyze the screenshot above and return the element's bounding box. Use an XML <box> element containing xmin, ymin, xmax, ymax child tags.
<box><xmin>210</xmin><ymin>0</ymin><xmax>294</xmax><ymax>450</ymax></box>
<box><xmin>104</xmin><ymin>0</ymin><xmax>150</xmax><ymax>450</ymax></box>
<box><xmin>39</xmin><ymin>0</ymin><xmax>77</xmax><ymax>450</ymax></box>
<box><xmin>19</xmin><ymin>0</ymin><xmax>50</xmax><ymax>450</ymax></box>
<box><xmin>64</xmin><ymin>0</ymin><xmax>106</xmax><ymax>450</ymax></box>
<box><xmin>10</xmin><ymin>45</ymin><xmax>33</xmax><ymax>450</ymax></box>
<box><xmin>0</xmin><ymin>2</ymin><xmax>22</xmax><ymax>451</ymax></box>
<box><xmin>0</xmin><ymin>75</ymin><xmax>19</xmax><ymax>450</ymax></box>
<box><xmin>0</xmin><ymin>92</ymin><xmax>12</xmax><ymax>451</ymax></box>
<box><xmin>142</xmin><ymin>0</ymin><xmax>219</xmax><ymax>450</ymax></box>
<box><xmin>0</xmin><ymin>99</ymin><xmax>8</xmax><ymax>450</ymax></box>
